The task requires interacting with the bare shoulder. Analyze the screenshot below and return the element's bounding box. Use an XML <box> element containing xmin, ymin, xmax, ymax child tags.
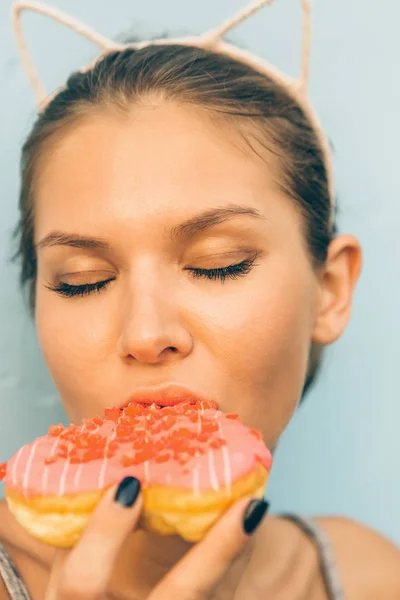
<box><xmin>315</xmin><ymin>516</ymin><xmax>400</xmax><ymax>599</ymax></box>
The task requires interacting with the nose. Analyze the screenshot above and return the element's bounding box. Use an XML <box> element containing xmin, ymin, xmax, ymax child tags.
<box><xmin>116</xmin><ymin>276</ymin><xmax>193</xmax><ymax>365</ymax></box>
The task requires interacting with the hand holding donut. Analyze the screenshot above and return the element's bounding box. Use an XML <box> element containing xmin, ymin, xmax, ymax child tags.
<box><xmin>44</xmin><ymin>477</ymin><xmax>268</xmax><ymax>600</ymax></box>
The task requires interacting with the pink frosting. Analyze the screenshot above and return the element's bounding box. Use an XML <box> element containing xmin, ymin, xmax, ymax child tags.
<box><xmin>4</xmin><ymin>406</ymin><xmax>272</xmax><ymax>498</ymax></box>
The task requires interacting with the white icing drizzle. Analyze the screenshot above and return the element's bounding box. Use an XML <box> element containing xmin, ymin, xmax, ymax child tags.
<box><xmin>22</xmin><ymin>439</ymin><xmax>41</xmax><ymax>494</ymax></box>
<box><xmin>58</xmin><ymin>457</ymin><xmax>70</xmax><ymax>496</ymax></box>
<box><xmin>192</xmin><ymin>462</ymin><xmax>200</xmax><ymax>496</ymax></box>
<box><xmin>42</xmin><ymin>437</ymin><xmax>60</xmax><ymax>495</ymax></box>
<box><xmin>73</xmin><ymin>462</ymin><xmax>83</xmax><ymax>492</ymax></box>
<box><xmin>221</xmin><ymin>445</ymin><xmax>232</xmax><ymax>496</ymax></box>
<box><xmin>73</xmin><ymin>423</ymin><xmax>87</xmax><ymax>491</ymax></box>
<box><xmin>218</xmin><ymin>422</ymin><xmax>232</xmax><ymax>496</ymax></box>
<box><xmin>10</xmin><ymin>446</ymin><xmax>24</xmax><ymax>488</ymax></box>
<box><xmin>97</xmin><ymin>441</ymin><xmax>110</xmax><ymax>490</ymax></box>
<box><xmin>207</xmin><ymin>449</ymin><xmax>220</xmax><ymax>492</ymax></box>
<box><xmin>197</xmin><ymin>410</ymin><xmax>202</xmax><ymax>435</ymax></box>
<box><xmin>98</xmin><ymin>418</ymin><xmax>119</xmax><ymax>490</ymax></box>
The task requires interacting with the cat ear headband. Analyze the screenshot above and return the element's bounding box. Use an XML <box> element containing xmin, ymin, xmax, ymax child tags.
<box><xmin>11</xmin><ymin>0</ymin><xmax>335</xmax><ymax>211</ymax></box>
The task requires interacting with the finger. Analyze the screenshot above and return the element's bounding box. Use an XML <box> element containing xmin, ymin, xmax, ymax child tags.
<box><xmin>148</xmin><ymin>496</ymin><xmax>269</xmax><ymax>600</ymax></box>
<box><xmin>45</xmin><ymin>476</ymin><xmax>143</xmax><ymax>600</ymax></box>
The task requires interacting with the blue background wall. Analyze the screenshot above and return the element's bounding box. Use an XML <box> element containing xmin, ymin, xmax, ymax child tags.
<box><xmin>1</xmin><ymin>0</ymin><xmax>398</xmax><ymax>543</ymax></box>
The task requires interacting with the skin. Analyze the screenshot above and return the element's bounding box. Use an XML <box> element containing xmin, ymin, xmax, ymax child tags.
<box><xmin>1</xmin><ymin>100</ymin><xmax>398</xmax><ymax>599</ymax></box>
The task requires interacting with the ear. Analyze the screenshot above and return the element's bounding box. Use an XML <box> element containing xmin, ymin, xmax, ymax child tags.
<box><xmin>312</xmin><ymin>235</ymin><xmax>362</xmax><ymax>345</ymax></box>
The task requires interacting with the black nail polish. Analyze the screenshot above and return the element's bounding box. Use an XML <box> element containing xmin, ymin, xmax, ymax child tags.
<box><xmin>243</xmin><ymin>499</ymin><xmax>269</xmax><ymax>535</ymax></box>
<box><xmin>114</xmin><ymin>476</ymin><xmax>141</xmax><ymax>507</ymax></box>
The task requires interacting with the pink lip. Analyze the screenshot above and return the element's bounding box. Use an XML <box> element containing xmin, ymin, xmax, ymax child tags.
<box><xmin>121</xmin><ymin>384</ymin><xmax>217</xmax><ymax>409</ymax></box>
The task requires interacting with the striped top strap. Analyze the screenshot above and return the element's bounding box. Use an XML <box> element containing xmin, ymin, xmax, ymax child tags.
<box><xmin>0</xmin><ymin>543</ymin><xmax>32</xmax><ymax>600</ymax></box>
<box><xmin>281</xmin><ymin>514</ymin><xmax>345</xmax><ymax>600</ymax></box>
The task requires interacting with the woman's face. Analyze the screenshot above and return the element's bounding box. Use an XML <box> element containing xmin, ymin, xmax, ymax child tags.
<box><xmin>34</xmin><ymin>103</ymin><xmax>321</xmax><ymax>450</ymax></box>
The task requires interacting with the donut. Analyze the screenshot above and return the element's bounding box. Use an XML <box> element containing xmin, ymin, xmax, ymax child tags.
<box><xmin>0</xmin><ymin>400</ymin><xmax>272</xmax><ymax>547</ymax></box>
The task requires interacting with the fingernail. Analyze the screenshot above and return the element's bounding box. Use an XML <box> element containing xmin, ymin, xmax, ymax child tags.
<box><xmin>114</xmin><ymin>476</ymin><xmax>141</xmax><ymax>508</ymax></box>
<box><xmin>243</xmin><ymin>499</ymin><xmax>269</xmax><ymax>535</ymax></box>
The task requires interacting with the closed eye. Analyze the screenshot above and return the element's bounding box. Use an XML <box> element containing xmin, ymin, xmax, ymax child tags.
<box><xmin>186</xmin><ymin>258</ymin><xmax>257</xmax><ymax>282</ymax></box>
<box><xmin>46</xmin><ymin>256</ymin><xmax>259</xmax><ymax>298</ymax></box>
<box><xmin>45</xmin><ymin>279</ymin><xmax>115</xmax><ymax>297</ymax></box>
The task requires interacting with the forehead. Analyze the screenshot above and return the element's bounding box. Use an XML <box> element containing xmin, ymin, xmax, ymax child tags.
<box><xmin>33</xmin><ymin>103</ymin><xmax>285</xmax><ymax>241</ymax></box>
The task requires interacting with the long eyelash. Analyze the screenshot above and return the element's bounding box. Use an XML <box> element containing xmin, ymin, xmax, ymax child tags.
<box><xmin>47</xmin><ymin>258</ymin><xmax>258</xmax><ymax>298</ymax></box>
<box><xmin>46</xmin><ymin>279</ymin><xmax>114</xmax><ymax>298</ymax></box>
<box><xmin>187</xmin><ymin>258</ymin><xmax>258</xmax><ymax>282</ymax></box>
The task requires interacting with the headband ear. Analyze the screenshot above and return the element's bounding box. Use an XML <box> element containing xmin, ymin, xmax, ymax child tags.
<box><xmin>201</xmin><ymin>0</ymin><xmax>311</xmax><ymax>93</ymax></box>
<box><xmin>11</xmin><ymin>1</ymin><xmax>122</xmax><ymax>108</ymax></box>
<box><xmin>11</xmin><ymin>0</ymin><xmax>312</xmax><ymax>109</ymax></box>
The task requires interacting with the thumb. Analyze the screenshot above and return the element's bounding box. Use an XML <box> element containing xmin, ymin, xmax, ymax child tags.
<box><xmin>45</xmin><ymin>476</ymin><xmax>143</xmax><ymax>599</ymax></box>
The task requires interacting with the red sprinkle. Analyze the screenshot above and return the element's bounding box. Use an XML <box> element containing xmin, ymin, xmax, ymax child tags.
<box><xmin>75</xmin><ymin>435</ymin><xmax>90</xmax><ymax>449</ymax></box>
<box><xmin>121</xmin><ymin>447</ymin><xmax>153</xmax><ymax>466</ymax></box>
<box><xmin>48</xmin><ymin>424</ymin><xmax>64</xmax><ymax>437</ymax></box>
<box><xmin>68</xmin><ymin>449</ymin><xmax>81</xmax><ymax>464</ymax></box>
<box><xmin>196</xmin><ymin>400</ymin><xmax>218</xmax><ymax>410</ymax></box>
<box><xmin>0</xmin><ymin>462</ymin><xmax>7</xmax><ymax>481</ymax></box>
<box><xmin>120</xmin><ymin>414</ymin><xmax>140</xmax><ymax>426</ymax></box>
<box><xmin>184</xmin><ymin>446</ymin><xmax>198</xmax><ymax>456</ymax></box>
<box><xmin>201</xmin><ymin>421</ymin><xmax>219</xmax><ymax>433</ymax></box>
<box><xmin>174</xmin><ymin>402</ymin><xmax>193</xmax><ymax>415</ymax></box>
<box><xmin>155</xmin><ymin>452</ymin><xmax>171</xmax><ymax>463</ymax></box>
<box><xmin>123</xmin><ymin>403</ymin><xmax>139</xmax><ymax>417</ymax></box>
<box><xmin>107</xmin><ymin>440</ymin><xmax>119</xmax><ymax>452</ymax></box>
<box><xmin>161</xmin><ymin>415</ymin><xmax>176</xmax><ymax>430</ymax></box>
<box><xmin>174</xmin><ymin>427</ymin><xmax>195</xmax><ymax>439</ymax></box>
<box><xmin>104</xmin><ymin>406</ymin><xmax>121</xmax><ymax>422</ymax></box>
<box><xmin>121</xmin><ymin>453</ymin><xmax>139</xmax><ymax>467</ymax></box>
<box><xmin>210</xmin><ymin>438</ymin><xmax>227</xmax><ymax>449</ymax></box>
<box><xmin>83</xmin><ymin>420</ymin><xmax>98</xmax><ymax>432</ymax></box>
<box><xmin>57</xmin><ymin>447</ymin><xmax>68</xmax><ymax>459</ymax></box>
<box><xmin>115</xmin><ymin>424</ymin><xmax>135</xmax><ymax>438</ymax></box>
<box><xmin>249</xmin><ymin>428</ymin><xmax>263</xmax><ymax>441</ymax></box>
<box><xmin>59</xmin><ymin>426</ymin><xmax>78</xmax><ymax>441</ymax></box>
<box><xmin>255</xmin><ymin>453</ymin><xmax>265</xmax><ymax>465</ymax></box>
<box><xmin>82</xmin><ymin>447</ymin><xmax>104</xmax><ymax>462</ymax></box>
<box><xmin>135</xmin><ymin>448</ymin><xmax>154</xmax><ymax>462</ymax></box>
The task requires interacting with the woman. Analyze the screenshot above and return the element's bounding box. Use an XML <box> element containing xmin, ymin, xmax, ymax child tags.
<box><xmin>0</xmin><ymin>10</ymin><xmax>399</xmax><ymax>599</ymax></box>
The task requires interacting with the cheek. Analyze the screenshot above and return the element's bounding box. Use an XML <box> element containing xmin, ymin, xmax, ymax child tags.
<box><xmin>197</xmin><ymin>260</ymin><xmax>316</xmax><ymax>446</ymax></box>
<box><xmin>35</xmin><ymin>290</ymin><xmax>114</xmax><ymax>422</ymax></box>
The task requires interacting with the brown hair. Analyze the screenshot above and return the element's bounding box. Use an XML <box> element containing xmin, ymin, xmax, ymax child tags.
<box><xmin>13</xmin><ymin>43</ymin><xmax>336</xmax><ymax>396</ymax></box>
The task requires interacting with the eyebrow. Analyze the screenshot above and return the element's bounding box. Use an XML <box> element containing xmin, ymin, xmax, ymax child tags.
<box><xmin>36</xmin><ymin>204</ymin><xmax>266</xmax><ymax>251</ymax></box>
